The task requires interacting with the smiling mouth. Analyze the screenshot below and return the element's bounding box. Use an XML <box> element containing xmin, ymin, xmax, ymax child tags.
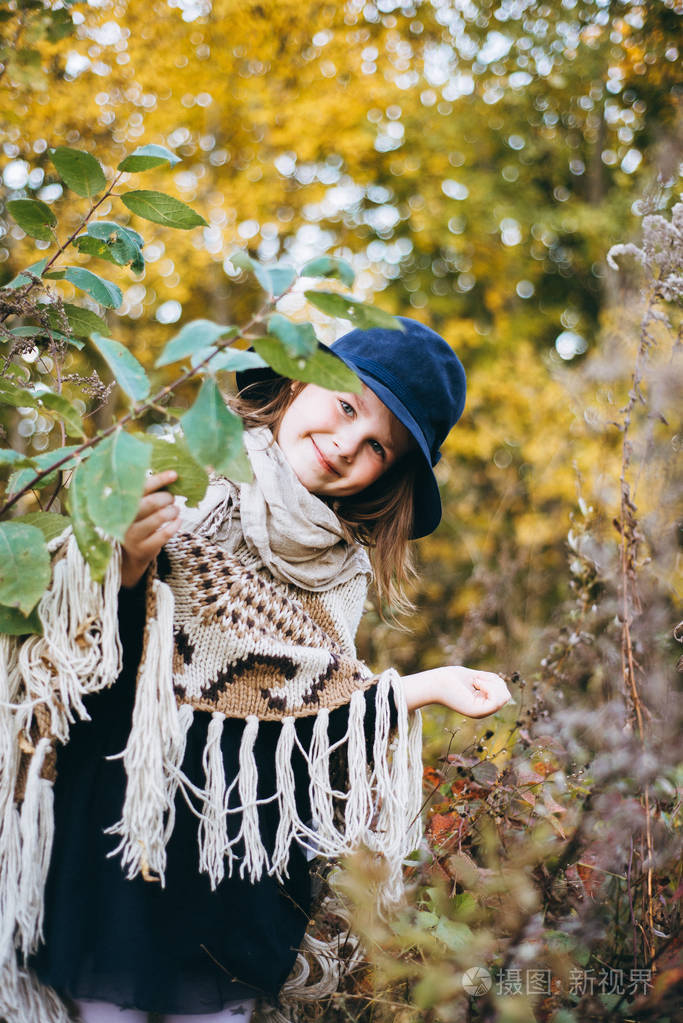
<box><xmin>312</xmin><ymin>439</ymin><xmax>340</xmax><ymax>475</ymax></box>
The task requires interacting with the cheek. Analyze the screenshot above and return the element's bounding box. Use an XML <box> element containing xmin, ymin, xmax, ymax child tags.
<box><xmin>353</xmin><ymin>455</ymin><xmax>386</xmax><ymax>490</ymax></box>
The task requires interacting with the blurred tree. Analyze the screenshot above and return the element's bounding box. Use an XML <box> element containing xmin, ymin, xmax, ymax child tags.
<box><xmin>1</xmin><ymin>0</ymin><xmax>680</xmax><ymax>670</ymax></box>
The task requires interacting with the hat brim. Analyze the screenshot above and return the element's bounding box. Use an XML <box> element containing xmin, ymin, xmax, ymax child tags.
<box><xmin>235</xmin><ymin>355</ymin><xmax>442</xmax><ymax>539</ymax></box>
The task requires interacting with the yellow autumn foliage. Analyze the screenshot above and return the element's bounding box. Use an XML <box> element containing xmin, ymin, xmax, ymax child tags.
<box><xmin>1</xmin><ymin>0</ymin><xmax>679</xmax><ymax>676</ymax></box>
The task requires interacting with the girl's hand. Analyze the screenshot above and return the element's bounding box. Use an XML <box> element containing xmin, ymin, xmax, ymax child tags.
<box><xmin>401</xmin><ymin>665</ymin><xmax>512</xmax><ymax>717</ymax></box>
<box><xmin>120</xmin><ymin>470</ymin><xmax>180</xmax><ymax>589</ymax></box>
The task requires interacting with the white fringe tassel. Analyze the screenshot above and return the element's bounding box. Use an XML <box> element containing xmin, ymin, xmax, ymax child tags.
<box><xmin>16</xmin><ymin>738</ymin><xmax>55</xmax><ymax>957</ymax></box>
<box><xmin>344</xmin><ymin>688</ymin><xmax>373</xmax><ymax>846</ymax></box>
<box><xmin>0</xmin><ymin>533</ymin><xmax>123</xmax><ymax>1023</ymax></box>
<box><xmin>106</xmin><ymin>578</ymin><xmax>191</xmax><ymax>885</ymax></box>
<box><xmin>2</xmin><ymin>563</ymin><xmax>423</xmax><ymax>1020</ymax></box>
<box><xmin>16</xmin><ymin>534</ymin><xmax>122</xmax><ymax>742</ymax></box>
<box><xmin>271</xmin><ymin>715</ymin><xmax>298</xmax><ymax>879</ymax></box>
<box><xmin>237</xmin><ymin>715</ymin><xmax>268</xmax><ymax>881</ymax></box>
<box><xmin>0</xmin><ymin>636</ymin><xmax>22</xmax><ymax>965</ymax></box>
<box><xmin>0</xmin><ymin>953</ymin><xmax>71</xmax><ymax>1023</ymax></box>
<box><xmin>199</xmin><ymin>711</ymin><xmax>230</xmax><ymax>887</ymax></box>
<box><xmin>308</xmin><ymin>708</ymin><xmax>340</xmax><ymax>856</ymax></box>
<box><xmin>406</xmin><ymin>703</ymin><xmax>424</xmax><ymax>854</ymax></box>
<box><xmin>189</xmin><ymin>668</ymin><xmax>423</xmax><ymax>898</ymax></box>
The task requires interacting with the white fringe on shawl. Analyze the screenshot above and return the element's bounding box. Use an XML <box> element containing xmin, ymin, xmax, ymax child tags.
<box><xmin>105</xmin><ymin>577</ymin><xmax>195</xmax><ymax>885</ymax></box>
<box><xmin>106</xmin><ymin>569</ymin><xmax>423</xmax><ymax>909</ymax></box>
<box><xmin>0</xmin><ymin>535</ymin><xmax>122</xmax><ymax>1023</ymax></box>
<box><xmin>0</xmin><ymin>527</ymin><xmax>424</xmax><ymax>1021</ymax></box>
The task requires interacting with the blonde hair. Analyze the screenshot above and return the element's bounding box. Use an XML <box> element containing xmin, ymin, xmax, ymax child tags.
<box><xmin>230</xmin><ymin>379</ymin><xmax>418</xmax><ymax>615</ymax></box>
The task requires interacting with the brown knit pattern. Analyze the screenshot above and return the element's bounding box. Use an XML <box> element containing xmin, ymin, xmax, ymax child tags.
<box><xmin>158</xmin><ymin>532</ymin><xmax>375</xmax><ymax>721</ymax></box>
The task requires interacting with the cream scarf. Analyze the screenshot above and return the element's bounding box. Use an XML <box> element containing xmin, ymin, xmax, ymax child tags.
<box><xmin>182</xmin><ymin>426</ymin><xmax>371</xmax><ymax>591</ymax></box>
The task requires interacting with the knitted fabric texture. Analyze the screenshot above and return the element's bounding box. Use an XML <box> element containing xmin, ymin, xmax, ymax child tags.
<box><xmin>160</xmin><ymin>531</ymin><xmax>375</xmax><ymax>720</ymax></box>
<box><xmin>0</xmin><ymin>435</ymin><xmax>424</xmax><ymax>1023</ymax></box>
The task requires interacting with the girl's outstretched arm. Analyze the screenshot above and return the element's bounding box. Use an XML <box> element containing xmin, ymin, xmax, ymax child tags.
<box><xmin>401</xmin><ymin>666</ymin><xmax>511</xmax><ymax>717</ymax></box>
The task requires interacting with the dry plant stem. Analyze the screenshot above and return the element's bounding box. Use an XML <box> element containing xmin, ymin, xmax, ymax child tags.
<box><xmin>44</xmin><ymin>347</ymin><xmax>67</xmax><ymax>512</ymax></box>
<box><xmin>0</xmin><ymin>297</ymin><xmax>274</xmax><ymax>517</ymax></box>
<box><xmin>617</xmin><ymin>283</ymin><xmax>659</xmax><ymax>970</ymax></box>
<box><xmin>477</xmin><ymin>816</ymin><xmax>591</xmax><ymax>1023</ymax></box>
<box><xmin>605</xmin><ymin>931</ymin><xmax>679</xmax><ymax>1022</ymax></box>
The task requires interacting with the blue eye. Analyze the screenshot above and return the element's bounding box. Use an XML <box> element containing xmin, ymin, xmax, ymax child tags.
<box><xmin>369</xmin><ymin>439</ymin><xmax>385</xmax><ymax>458</ymax></box>
<box><xmin>339</xmin><ymin>400</ymin><xmax>354</xmax><ymax>416</ymax></box>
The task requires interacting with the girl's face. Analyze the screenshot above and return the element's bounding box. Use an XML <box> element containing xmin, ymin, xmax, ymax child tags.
<box><xmin>276</xmin><ymin>383</ymin><xmax>413</xmax><ymax>498</ymax></box>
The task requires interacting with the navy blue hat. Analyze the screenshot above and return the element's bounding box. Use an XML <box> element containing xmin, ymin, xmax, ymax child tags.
<box><xmin>237</xmin><ymin>317</ymin><xmax>466</xmax><ymax>538</ymax></box>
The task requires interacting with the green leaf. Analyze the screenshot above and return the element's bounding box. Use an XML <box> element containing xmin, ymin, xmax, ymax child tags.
<box><xmin>6</xmin><ymin>199</ymin><xmax>56</xmax><ymax>242</ymax></box>
<box><xmin>0</xmin><ymin>603</ymin><xmax>43</xmax><ymax>637</ymax></box>
<box><xmin>302</xmin><ymin>256</ymin><xmax>355</xmax><ymax>288</ymax></box>
<box><xmin>8</xmin><ymin>326</ymin><xmax>71</xmax><ymax>345</ymax></box>
<box><xmin>0</xmin><ymin>522</ymin><xmax>51</xmax><ymax>614</ymax></box>
<box><xmin>74</xmin><ymin>221</ymin><xmax>144</xmax><ymax>273</ymax></box>
<box><xmin>75</xmin><ymin>235</ymin><xmax>144</xmax><ymax>274</ymax></box>
<box><xmin>48</xmin><ymin>302</ymin><xmax>109</xmax><ymax>338</ymax></box>
<box><xmin>253</xmin><ymin>337</ymin><xmax>361</xmax><ymax>392</ymax></box>
<box><xmin>37</xmin><ymin>390</ymin><xmax>86</xmax><ymax>438</ymax></box>
<box><xmin>451</xmin><ymin>892</ymin><xmax>477</xmax><ymax>919</ymax></box>
<box><xmin>304</xmin><ymin>290</ymin><xmax>403</xmax><ymax>331</ymax></box>
<box><xmin>121</xmin><ymin>190</ymin><xmax>207</xmax><ymax>230</ymax></box>
<box><xmin>433</xmin><ymin>918</ymin><xmax>472</xmax><ymax>952</ymax></box>
<box><xmin>0</xmin><ymin>380</ymin><xmax>81</xmax><ymax>436</ymax></box>
<box><xmin>6</xmin><ymin>48</ymin><xmax>46</xmax><ymax>89</ymax></box>
<box><xmin>50</xmin><ymin>146</ymin><xmax>106</xmax><ymax>198</ymax></box>
<box><xmin>90</xmin><ymin>332</ymin><xmax>151</xmax><ymax>402</ymax></box>
<box><xmin>180</xmin><ymin>378</ymin><xmax>252</xmax><ymax>480</ymax></box>
<box><xmin>118</xmin><ymin>144</ymin><xmax>180</xmax><ymax>172</ymax></box>
<box><xmin>147</xmin><ymin>435</ymin><xmax>209</xmax><ymax>507</ymax></box>
<box><xmin>11</xmin><ymin>511</ymin><xmax>71</xmax><ymax>543</ymax></box>
<box><xmin>4</xmin><ymin>258</ymin><xmax>49</xmax><ymax>289</ymax></box>
<box><xmin>267</xmin><ymin>314</ymin><xmax>317</xmax><ymax>358</ymax></box>
<box><xmin>155</xmin><ymin>320</ymin><xmax>237</xmax><ymax>368</ymax></box>
<box><xmin>67</xmin><ymin>465</ymin><xmax>112</xmax><ymax>581</ymax></box>
<box><xmin>80</xmin><ymin>430</ymin><xmax>151</xmax><ymax>541</ymax></box>
<box><xmin>228</xmin><ymin>251</ymin><xmax>296</xmax><ymax>297</ymax></box>
<box><xmin>64</xmin><ymin>267</ymin><xmax>122</xmax><ymax>309</ymax></box>
<box><xmin>44</xmin><ymin>8</ymin><xmax>74</xmax><ymax>43</ymax></box>
<box><xmin>416</xmin><ymin>910</ymin><xmax>439</xmax><ymax>930</ymax></box>
<box><xmin>255</xmin><ymin>263</ymin><xmax>296</xmax><ymax>297</ymax></box>
<box><xmin>0</xmin><ymin>376</ymin><xmax>41</xmax><ymax>409</ymax></box>
<box><xmin>227</xmin><ymin>249</ymin><xmax>254</xmax><ymax>272</ymax></box>
<box><xmin>8</xmin><ymin>445</ymin><xmax>87</xmax><ymax>495</ymax></box>
<box><xmin>0</xmin><ymin>449</ymin><xmax>35</xmax><ymax>469</ymax></box>
<box><xmin>87</xmin><ymin>220</ymin><xmax>144</xmax><ymax>248</ymax></box>
<box><xmin>190</xmin><ymin>347</ymin><xmax>267</xmax><ymax>373</ymax></box>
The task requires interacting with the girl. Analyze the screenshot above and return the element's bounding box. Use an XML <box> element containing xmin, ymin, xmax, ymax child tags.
<box><xmin>4</xmin><ymin>318</ymin><xmax>510</xmax><ymax>1023</ymax></box>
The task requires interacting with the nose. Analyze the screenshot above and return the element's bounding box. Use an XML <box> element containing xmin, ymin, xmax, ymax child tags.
<box><xmin>332</xmin><ymin>424</ymin><xmax>362</xmax><ymax>461</ymax></box>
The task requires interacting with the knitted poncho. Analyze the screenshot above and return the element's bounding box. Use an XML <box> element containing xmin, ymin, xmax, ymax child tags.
<box><xmin>0</xmin><ymin>429</ymin><xmax>423</xmax><ymax>1023</ymax></box>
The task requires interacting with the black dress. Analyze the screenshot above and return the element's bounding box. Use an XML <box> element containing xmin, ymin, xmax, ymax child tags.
<box><xmin>31</xmin><ymin>578</ymin><xmax>387</xmax><ymax>1015</ymax></box>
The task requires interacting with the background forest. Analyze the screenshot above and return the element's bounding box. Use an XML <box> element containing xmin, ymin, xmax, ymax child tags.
<box><xmin>1</xmin><ymin>1</ymin><xmax>681</xmax><ymax>1021</ymax></box>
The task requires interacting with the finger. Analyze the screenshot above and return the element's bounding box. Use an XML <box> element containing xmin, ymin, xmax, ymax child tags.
<box><xmin>127</xmin><ymin>503</ymin><xmax>179</xmax><ymax>542</ymax></box>
<box><xmin>142</xmin><ymin>470</ymin><xmax>178</xmax><ymax>496</ymax></box>
<box><xmin>133</xmin><ymin>490</ymin><xmax>178</xmax><ymax>523</ymax></box>
<box><xmin>127</xmin><ymin>519</ymin><xmax>180</xmax><ymax>560</ymax></box>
